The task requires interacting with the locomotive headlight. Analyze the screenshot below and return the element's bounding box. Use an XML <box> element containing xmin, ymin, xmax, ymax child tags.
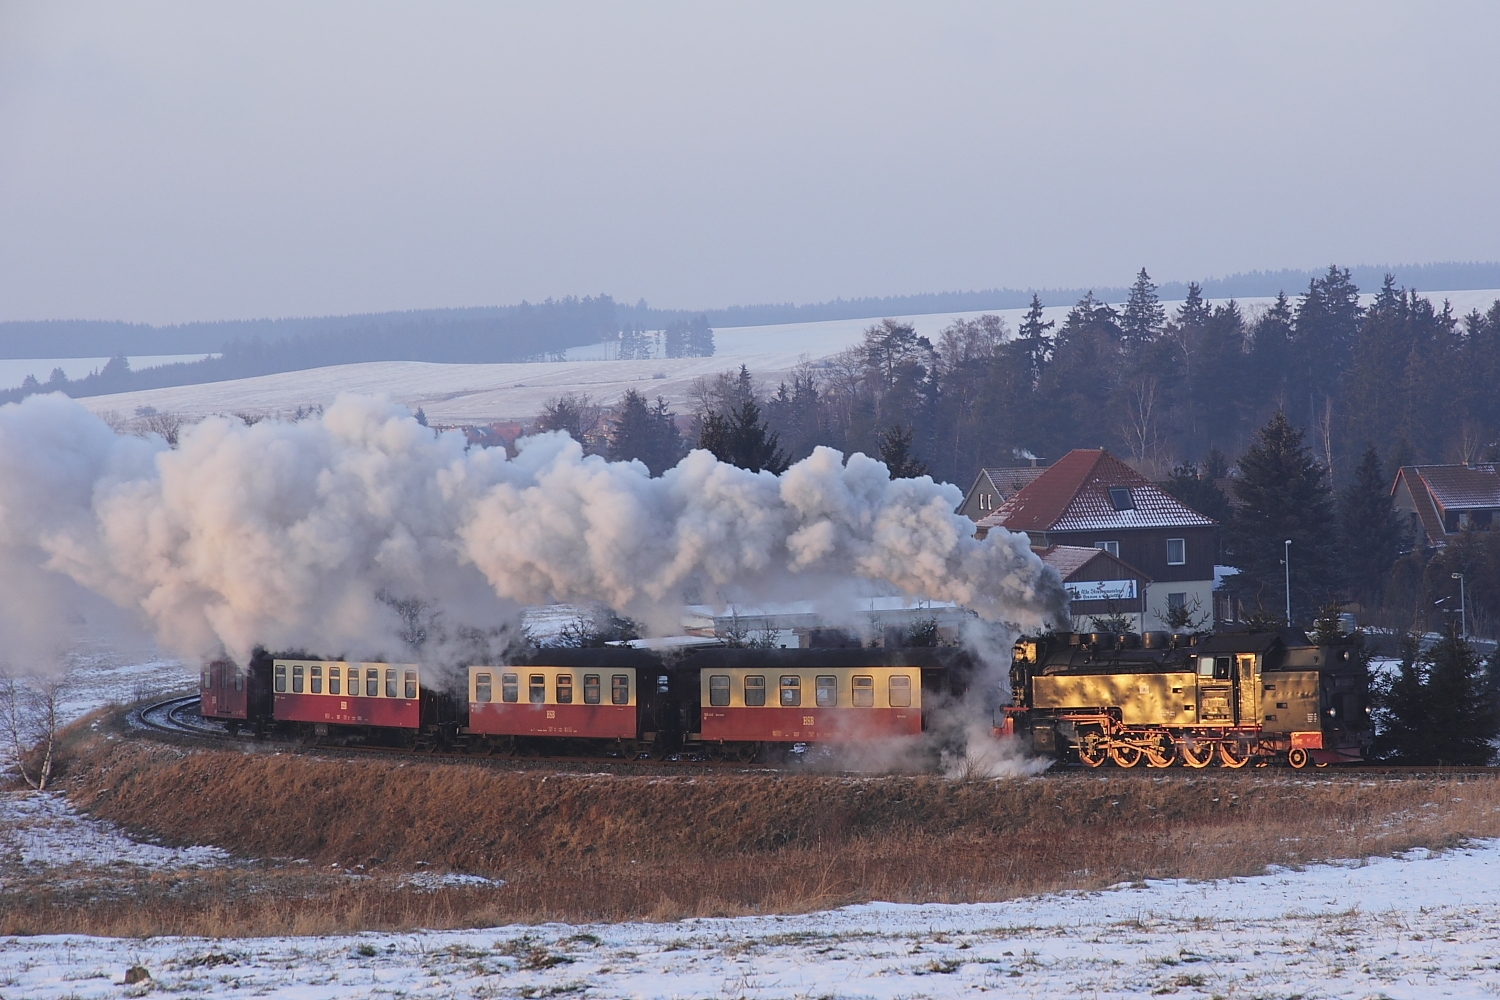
<box><xmin>1326</xmin><ymin>707</ymin><xmax>1337</xmax><ymax>717</ymax></box>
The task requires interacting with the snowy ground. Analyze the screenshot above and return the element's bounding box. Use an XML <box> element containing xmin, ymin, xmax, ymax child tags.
<box><xmin>71</xmin><ymin>287</ymin><xmax>1500</xmax><ymax>426</ymax></box>
<box><xmin>0</xmin><ymin>792</ymin><xmax>229</xmax><ymax>871</ymax></box>
<box><xmin>3</xmin><ymin>834</ymin><xmax>1500</xmax><ymax>998</ymax></box>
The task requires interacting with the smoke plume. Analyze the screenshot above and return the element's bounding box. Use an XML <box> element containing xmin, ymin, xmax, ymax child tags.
<box><xmin>1</xmin><ymin>393</ymin><xmax>1066</xmax><ymax>666</ymax></box>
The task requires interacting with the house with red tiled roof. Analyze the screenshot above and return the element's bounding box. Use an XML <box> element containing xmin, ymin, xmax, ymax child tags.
<box><xmin>975</xmin><ymin>449</ymin><xmax>1217</xmax><ymax>631</ymax></box>
<box><xmin>1391</xmin><ymin>463</ymin><xmax>1500</xmax><ymax>548</ymax></box>
<box><xmin>956</xmin><ymin>462</ymin><xmax>1050</xmax><ymax>521</ymax></box>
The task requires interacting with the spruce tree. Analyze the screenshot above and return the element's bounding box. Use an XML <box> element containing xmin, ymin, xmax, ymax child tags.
<box><xmin>1226</xmin><ymin>411</ymin><xmax>1338</xmax><ymax>623</ymax></box>
<box><xmin>1337</xmin><ymin>447</ymin><xmax>1406</xmax><ymax>608</ymax></box>
<box><xmin>608</xmin><ymin>389</ymin><xmax>684</xmax><ymax>475</ymax></box>
<box><xmin>697</xmin><ymin>399</ymin><xmax>789</xmax><ymax>474</ymax></box>
<box><xmin>1421</xmin><ymin>629</ymin><xmax>1500</xmax><ymax>765</ymax></box>
<box><xmin>1015</xmin><ymin>293</ymin><xmax>1055</xmax><ymax>389</ymax></box>
<box><xmin>1120</xmin><ymin>267</ymin><xmax>1166</xmax><ymax>347</ymax></box>
<box><xmin>1373</xmin><ymin>632</ymin><xmax>1428</xmax><ymax>762</ymax></box>
<box><xmin>877</xmin><ymin>424</ymin><xmax>927</xmax><ymax>478</ymax></box>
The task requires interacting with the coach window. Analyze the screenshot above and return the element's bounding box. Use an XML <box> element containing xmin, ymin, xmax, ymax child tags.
<box><xmin>852</xmin><ymin>675</ymin><xmax>874</xmax><ymax>707</ymax></box>
<box><xmin>888</xmin><ymin>675</ymin><xmax>911</xmax><ymax>708</ymax></box>
<box><xmin>475</xmin><ymin>672</ymin><xmax>492</xmax><ymax>703</ymax></box>
<box><xmin>556</xmin><ymin>673</ymin><xmax>574</xmax><ymax>704</ymax></box>
<box><xmin>274</xmin><ymin>663</ymin><xmax>286</xmax><ymax>693</ymax></box>
<box><xmin>234</xmin><ymin>667</ymin><xmax>243</xmax><ymax>692</ymax></box>
<box><xmin>744</xmin><ymin>675</ymin><xmax>766</xmax><ymax>707</ymax></box>
<box><xmin>501</xmin><ymin>672</ymin><xmax>519</xmax><ymax>703</ymax></box>
<box><xmin>366</xmin><ymin>668</ymin><xmax>379</xmax><ymax>697</ymax></box>
<box><xmin>780</xmin><ymin>675</ymin><xmax>801</xmax><ymax>707</ymax></box>
<box><xmin>611</xmin><ymin>674</ymin><xmax>629</xmax><ymax>705</ymax></box>
<box><xmin>201</xmin><ymin>667</ymin><xmax>210</xmax><ymax>690</ymax></box>
<box><xmin>311</xmin><ymin>664</ymin><xmax>322</xmax><ymax>694</ymax></box>
<box><xmin>709</xmin><ymin>675</ymin><xmax>731</xmax><ymax>707</ymax></box>
<box><xmin>384</xmin><ymin>668</ymin><xmax>397</xmax><ymax>699</ymax></box>
<box><xmin>404</xmin><ymin>670</ymin><xmax>418</xmax><ymax>700</ymax></box>
<box><xmin>529</xmin><ymin>674</ymin><xmax>546</xmax><ymax>704</ymax></box>
<box><xmin>1166</xmin><ymin>538</ymin><xmax>1185</xmax><ymax>566</ymax></box>
<box><xmin>291</xmin><ymin>663</ymin><xmax>305</xmax><ymax>694</ymax></box>
<box><xmin>815</xmin><ymin>675</ymin><xmax>838</xmax><ymax>707</ymax></box>
<box><xmin>583</xmin><ymin>674</ymin><xmax>601</xmax><ymax>704</ymax></box>
<box><xmin>328</xmin><ymin>666</ymin><xmax>340</xmax><ymax>696</ymax></box>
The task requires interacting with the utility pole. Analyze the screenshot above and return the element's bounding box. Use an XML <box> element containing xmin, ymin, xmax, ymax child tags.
<box><xmin>1283</xmin><ymin>539</ymin><xmax>1292</xmax><ymax>627</ymax></box>
<box><xmin>1452</xmin><ymin>572</ymin><xmax>1466</xmax><ymax>639</ymax></box>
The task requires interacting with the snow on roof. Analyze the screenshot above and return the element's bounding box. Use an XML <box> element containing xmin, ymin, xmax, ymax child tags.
<box><xmin>977</xmin><ymin>449</ymin><xmax>1215</xmax><ymax>533</ymax></box>
<box><xmin>1410</xmin><ymin>463</ymin><xmax>1500</xmax><ymax>511</ymax></box>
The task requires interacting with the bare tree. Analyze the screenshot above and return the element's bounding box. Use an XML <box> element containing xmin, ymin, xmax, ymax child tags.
<box><xmin>1314</xmin><ymin>395</ymin><xmax>1335</xmax><ymax>485</ymax></box>
<box><xmin>1</xmin><ymin>668</ymin><xmax>67</xmax><ymax>791</ymax></box>
<box><xmin>1121</xmin><ymin>374</ymin><xmax>1165</xmax><ymax>476</ymax></box>
<box><xmin>134</xmin><ymin>408</ymin><xmax>186</xmax><ymax>445</ymax></box>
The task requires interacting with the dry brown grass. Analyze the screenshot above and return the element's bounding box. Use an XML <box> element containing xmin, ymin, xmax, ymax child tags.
<box><xmin>10</xmin><ymin>713</ymin><xmax>1500</xmax><ymax>937</ymax></box>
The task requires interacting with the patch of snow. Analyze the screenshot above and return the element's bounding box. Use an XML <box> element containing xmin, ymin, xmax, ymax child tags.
<box><xmin>401</xmin><ymin>871</ymin><xmax>505</xmax><ymax>891</ymax></box>
<box><xmin>0</xmin><ymin>792</ymin><xmax>230</xmax><ymax>870</ymax></box>
<box><xmin>5</xmin><ymin>838</ymin><xmax>1500</xmax><ymax>997</ymax></box>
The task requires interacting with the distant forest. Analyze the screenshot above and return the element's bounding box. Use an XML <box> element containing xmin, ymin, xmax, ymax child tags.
<box><xmin>0</xmin><ymin>297</ymin><xmax>622</xmax><ymax>403</ymax></box>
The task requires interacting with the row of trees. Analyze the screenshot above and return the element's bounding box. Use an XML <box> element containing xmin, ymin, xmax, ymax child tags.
<box><xmin>679</xmin><ymin>267</ymin><xmax>1500</xmax><ymax>491</ymax></box>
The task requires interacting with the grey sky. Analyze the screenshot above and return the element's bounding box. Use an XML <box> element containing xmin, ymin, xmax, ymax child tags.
<box><xmin>2</xmin><ymin>2</ymin><xmax>1497</xmax><ymax>325</ymax></box>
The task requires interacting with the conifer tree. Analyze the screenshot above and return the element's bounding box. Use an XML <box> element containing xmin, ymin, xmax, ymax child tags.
<box><xmin>1014</xmin><ymin>293</ymin><xmax>1055</xmax><ymax>389</ymax></box>
<box><xmin>1120</xmin><ymin>267</ymin><xmax>1166</xmax><ymax>347</ymax></box>
<box><xmin>1421</xmin><ymin>629</ymin><xmax>1500</xmax><ymax>765</ymax></box>
<box><xmin>697</xmin><ymin>398</ymin><xmax>788</xmax><ymax>474</ymax></box>
<box><xmin>608</xmin><ymin>389</ymin><xmax>684</xmax><ymax>475</ymax></box>
<box><xmin>1227</xmin><ymin>411</ymin><xmax>1338</xmax><ymax>622</ymax></box>
<box><xmin>1373</xmin><ymin>632</ymin><xmax>1427</xmax><ymax>762</ymax></box>
<box><xmin>1337</xmin><ymin>447</ymin><xmax>1406</xmax><ymax>608</ymax></box>
<box><xmin>877</xmin><ymin>424</ymin><xmax>927</xmax><ymax>478</ymax></box>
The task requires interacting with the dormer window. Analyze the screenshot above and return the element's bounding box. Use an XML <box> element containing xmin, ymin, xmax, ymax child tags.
<box><xmin>1108</xmin><ymin>487</ymin><xmax>1134</xmax><ymax>511</ymax></box>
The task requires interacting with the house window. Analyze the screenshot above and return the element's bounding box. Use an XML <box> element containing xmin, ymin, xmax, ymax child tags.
<box><xmin>1108</xmin><ymin>487</ymin><xmax>1134</xmax><ymax>511</ymax></box>
<box><xmin>1166</xmin><ymin>538</ymin><xmax>1185</xmax><ymax>565</ymax></box>
<box><xmin>1168</xmin><ymin>592</ymin><xmax>1186</xmax><ymax>610</ymax></box>
<box><xmin>1095</xmin><ymin>541</ymin><xmax>1119</xmax><ymax>557</ymax></box>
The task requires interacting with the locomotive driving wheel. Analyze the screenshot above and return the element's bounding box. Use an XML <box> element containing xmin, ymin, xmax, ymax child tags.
<box><xmin>1077</xmin><ymin>729</ymin><xmax>1108</xmax><ymax>768</ymax></box>
<box><xmin>1144</xmin><ymin>732</ymin><xmax>1177</xmax><ymax>768</ymax></box>
<box><xmin>1287</xmin><ymin>746</ymin><xmax>1311</xmax><ymax>769</ymax></box>
<box><xmin>1217</xmin><ymin>741</ymin><xmax>1252</xmax><ymax>768</ymax></box>
<box><xmin>1180</xmin><ymin>739</ymin><xmax>1214</xmax><ymax>768</ymax></box>
<box><xmin>1109</xmin><ymin>743</ymin><xmax>1143</xmax><ymax>768</ymax></box>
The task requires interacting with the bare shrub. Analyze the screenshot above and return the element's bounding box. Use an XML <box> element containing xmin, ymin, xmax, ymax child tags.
<box><xmin>0</xmin><ymin>668</ymin><xmax>67</xmax><ymax>790</ymax></box>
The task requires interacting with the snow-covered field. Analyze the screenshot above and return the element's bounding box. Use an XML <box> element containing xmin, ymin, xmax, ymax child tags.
<box><xmin>71</xmin><ymin>288</ymin><xmax>1500</xmax><ymax>426</ymax></box>
<box><xmin>2</xmin><ymin>819</ymin><xmax>1499</xmax><ymax>999</ymax></box>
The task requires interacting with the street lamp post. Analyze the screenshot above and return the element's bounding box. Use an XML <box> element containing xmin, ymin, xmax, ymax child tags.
<box><xmin>1452</xmin><ymin>572</ymin><xmax>1466</xmax><ymax>639</ymax></box>
<box><xmin>1283</xmin><ymin>539</ymin><xmax>1292</xmax><ymax>627</ymax></box>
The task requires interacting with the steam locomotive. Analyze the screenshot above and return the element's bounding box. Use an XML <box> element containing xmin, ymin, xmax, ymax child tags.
<box><xmin>1003</xmin><ymin>628</ymin><xmax>1373</xmax><ymax>768</ymax></box>
<box><xmin>199</xmin><ymin>645</ymin><xmax>977</xmax><ymax>761</ymax></box>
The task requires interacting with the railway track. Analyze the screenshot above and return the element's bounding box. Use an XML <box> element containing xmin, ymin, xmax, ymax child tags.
<box><xmin>131</xmin><ymin>695</ymin><xmax>1500</xmax><ymax>776</ymax></box>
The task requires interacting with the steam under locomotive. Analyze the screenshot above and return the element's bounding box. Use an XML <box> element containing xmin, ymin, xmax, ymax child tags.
<box><xmin>1003</xmin><ymin>628</ymin><xmax>1373</xmax><ymax>768</ymax></box>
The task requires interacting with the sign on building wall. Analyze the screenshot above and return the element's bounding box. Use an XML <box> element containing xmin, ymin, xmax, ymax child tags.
<box><xmin>1064</xmin><ymin>579</ymin><xmax>1138</xmax><ymax>602</ymax></box>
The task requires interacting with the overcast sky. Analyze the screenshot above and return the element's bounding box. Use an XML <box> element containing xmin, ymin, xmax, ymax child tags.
<box><xmin>2</xmin><ymin>2</ymin><xmax>1498</xmax><ymax>325</ymax></box>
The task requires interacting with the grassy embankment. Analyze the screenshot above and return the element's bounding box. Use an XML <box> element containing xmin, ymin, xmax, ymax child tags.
<box><xmin>4</xmin><ymin>709</ymin><xmax>1499</xmax><ymax>937</ymax></box>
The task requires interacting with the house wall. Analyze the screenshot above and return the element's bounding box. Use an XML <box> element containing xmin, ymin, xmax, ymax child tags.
<box><xmin>1045</xmin><ymin>526</ymin><xmax>1214</xmax><ymax>585</ymax></box>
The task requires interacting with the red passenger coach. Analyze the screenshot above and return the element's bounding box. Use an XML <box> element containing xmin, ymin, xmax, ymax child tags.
<box><xmin>467</xmin><ymin>664</ymin><xmax>637</xmax><ymax>739</ymax></box>
<box><xmin>200</xmin><ymin>659</ymin><xmax>247</xmax><ymax>720</ymax></box>
<box><xmin>272</xmin><ymin>659</ymin><xmax>424</xmax><ymax>730</ymax></box>
<box><xmin>699</xmin><ymin>666</ymin><xmax>922</xmax><ymax>743</ymax></box>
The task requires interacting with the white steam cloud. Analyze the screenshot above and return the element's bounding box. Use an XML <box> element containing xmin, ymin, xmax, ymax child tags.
<box><xmin>1</xmin><ymin>393</ymin><xmax>1066</xmax><ymax>666</ymax></box>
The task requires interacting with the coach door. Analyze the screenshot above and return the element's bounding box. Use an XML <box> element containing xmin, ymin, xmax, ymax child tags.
<box><xmin>1196</xmin><ymin>655</ymin><xmax>1236</xmax><ymax>725</ymax></box>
